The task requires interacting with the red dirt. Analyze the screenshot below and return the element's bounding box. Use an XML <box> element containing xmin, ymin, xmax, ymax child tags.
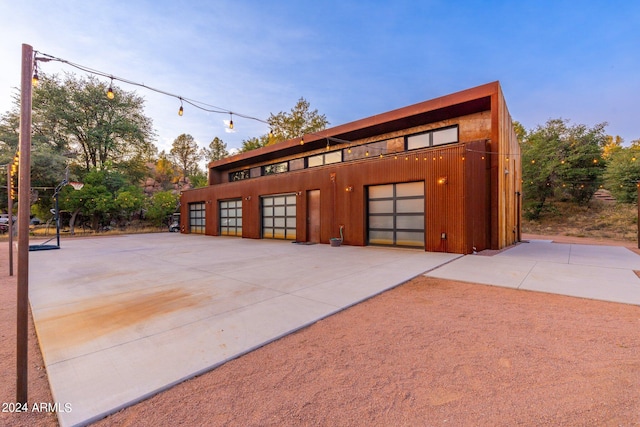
<box><xmin>2</xmin><ymin>236</ymin><xmax>640</xmax><ymax>426</ymax></box>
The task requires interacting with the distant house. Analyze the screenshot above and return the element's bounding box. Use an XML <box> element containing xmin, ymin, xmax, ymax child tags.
<box><xmin>179</xmin><ymin>81</ymin><xmax>521</xmax><ymax>254</ymax></box>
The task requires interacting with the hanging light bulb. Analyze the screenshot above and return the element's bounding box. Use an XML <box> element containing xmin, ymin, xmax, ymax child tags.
<box><xmin>300</xmin><ymin>137</ymin><xmax>304</xmax><ymax>145</ymax></box>
<box><xmin>229</xmin><ymin>113</ymin><xmax>234</xmax><ymax>130</ymax></box>
<box><xmin>347</xmin><ymin>147</ymin><xmax>352</xmax><ymax>154</ymax></box>
<box><xmin>178</xmin><ymin>98</ymin><xmax>184</xmax><ymax>116</ymax></box>
<box><xmin>106</xmin><ymin>79</ymin><xmax>115</xmax><ymax>100</ymax></box>
<box><xmin>32</xmin><ymin>66</ymin><xmax>39</xmax><ymax>87</ymax></box>
<box><xmin>365</xmin><ymin>150</ymin><xmax>369</xmax><ymax>157</ymax></box>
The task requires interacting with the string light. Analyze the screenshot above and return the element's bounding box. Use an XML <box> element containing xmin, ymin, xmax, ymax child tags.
<box><xmin>229</xmin><ymin>113</ymin><xmax>234</xmax><ymax>130</ymax></box>
<box><xmin>32</xmin><ymin>65</ymin><xmax>39</xmax><ymax>87</ymax></box>
<box><xmin>106</xmin><ymin>78</ymin><xmax>115</xmax><ymax>99</ymax></box>
<box><xmin>32</xmin><ymin>50</ymin><xmax>272</xmax><ymax>133</ymax></box>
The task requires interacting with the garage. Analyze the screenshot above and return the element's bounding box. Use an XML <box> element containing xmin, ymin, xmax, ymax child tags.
<box><xmin>367</xmin><ymin>181</ymin><xmax>425</xmax><ymax>248</ymax></box>
<box><xmin>189</xmin><ymin>202</ymin><xmax>206</xmax><ymax>234</ymax></box>
<box><xmin>219</xmin><ymin>199</ymin><xmax>242</xmax><ymax>236</ymax></box>
<box><xmin>261</xmin><ymin>194</ymin><xmax>296</xmax><ymax>240</ymax></box>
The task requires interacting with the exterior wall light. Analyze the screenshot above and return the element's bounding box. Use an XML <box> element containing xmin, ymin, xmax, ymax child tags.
<box><xmin>437</xmin><ymin>176</ymin><xmax>448</xmax><ymax>185</ymax></box>
<box><xmin>345</xmin><ymin>186</ymin><xmax>353</xmax><ymax>192</ymax></box>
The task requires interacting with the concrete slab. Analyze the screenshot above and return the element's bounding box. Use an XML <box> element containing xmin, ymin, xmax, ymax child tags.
<box><xmin>29</xmin><ymin>234</ymin><xmax>460</xmax><ymax>427</ymax></box>
<box><xmin>427</xmin><ymin>241</ymin><xmax>640</xmax><ymax>306</ymax></box>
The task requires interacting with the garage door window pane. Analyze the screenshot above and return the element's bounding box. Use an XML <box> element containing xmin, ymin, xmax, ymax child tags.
<box><xmin>396</xmin><ymin>181</ymin><xmax>424</xmax><ymax>197</ymax></box>
<box><xmin>396</xmin><ymin>198</ymin><xmax>424</xmax><ymax>213</ymax></box>
<box><xmin>369</xmin><ymin>215</ymin><xmax>394</xmax><ymax>229</ymax></box>
<box><xmin>396</xmin><ymin>215</ymin><xmax>424</xmax><ymax>230</ymax></box>
<box><xmin>369</xmin><ymin>200</ymin><xmax>393</xmax><ymax>214</ymax></box>
<box><xmin>396</xmin><ymin>232</ymin><xmax>424</xmax><ymax>247</ymax></box>
<box><xmin>369</xmin><ymin>230</ymin><xmax>394</xmax><ymax>245</ymax></box>
<box><xmin>369</xmin><ymin>184</ymin><xmax>394</xmax><ymax>198</ymax></box>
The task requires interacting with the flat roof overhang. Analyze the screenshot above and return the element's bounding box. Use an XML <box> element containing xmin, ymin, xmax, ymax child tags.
<box><xmin>211</xmin><ymin>81</ymin><xmax>498</xmax><ymax>171</ymax></box>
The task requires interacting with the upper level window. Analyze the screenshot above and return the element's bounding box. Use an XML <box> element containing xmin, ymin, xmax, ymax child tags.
<box><xmin>229</xmin><ymin>169</ymin><xmax>250</xmax><ymax>181</ymax></box>
<box><xmin>307</xmin><ymin>150</ymin><xmax>343</xmax><ymax>168</ymax></box>
<box><xmin>263</xmin><ymin>161</ymin><xmax>288</xmax><ymax>175</ymax></box>
<box><xmin>406</xmin><ymin>125</ymin><xmax>458</xmax><ymax>150</ymax></box>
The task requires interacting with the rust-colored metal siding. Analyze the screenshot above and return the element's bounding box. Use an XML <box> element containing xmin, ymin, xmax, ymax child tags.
<box><xmin>181</xmin><ymin>81</ymin><xmax>520</xmax><ymax>254</ymax></box>
<box><xmin>181</xmin><ymin>142</ymin><xmax>489</xmax><ymax>254</ymax></box>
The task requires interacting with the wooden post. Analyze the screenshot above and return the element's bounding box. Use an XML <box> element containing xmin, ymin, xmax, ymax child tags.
<box><xmin>16</xmin><ymin>43</ymin><xmax>33</xmax><ymax>405</ymax></box>
<box><xmin>7</xmin><ymin>164</ymin><xmax>13</xmax><ymax>276</ymax></box>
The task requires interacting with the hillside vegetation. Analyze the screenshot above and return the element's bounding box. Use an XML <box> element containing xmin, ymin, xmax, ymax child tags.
<box><xmin>522</xmin><ymin>200</ymin><xmax>637</xmax><ymax>242</ymax></box>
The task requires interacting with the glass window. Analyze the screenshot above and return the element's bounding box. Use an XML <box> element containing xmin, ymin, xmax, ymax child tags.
<box><xmin>261</xmin><ymin>194</ymin><xmax>297</xmax><ymax>240</ymax></box>
<box><xmin>325</xmin><ymin>151</ymin><xmax>342</xmax><ymax>164</ymax></box>
<box><xmin>369</xmin><ymin>184</ymin><xmax>394</xmax><ymax>198</ymax></box>
<box><xmin>396</xmin><ymin>181</ymin><xmax>424</xmax><ymax>197</ymax></box>
<box><xmin>369</xmin><ymin>200</ymin><xmax>394</xmax><ymax>214</ymax></box>
<box><xmin>407</xmin><ymin>132</ymin><xmax>430</xmax><ymax>150</ymax></box>
<box><xmin>219</xmin><ymin>199</ymin><xmax>242</xmax><ymax>237</ymax></box>
<box><xmin>307</xmin><ymin>155</ymin><xmax>323</xmax><ymax>168</ymax></box>
<box><xmin>406</xmin><ymin>125</ymin><xmax>458</xmax><ymax>150</ymax></box>
<box><xmin>433</xmin><ymin>127</ymin><xmax>458</xmax><ymax>146</ymax></box>
<box><xmin>367</xmin><ymin>182</ymin><xmax>425</xmax><ymax>248</ymax></box>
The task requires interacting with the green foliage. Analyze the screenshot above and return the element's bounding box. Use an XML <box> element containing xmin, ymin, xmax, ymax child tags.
<box><xmin>115</xmin><ymin>186</ymin><xmax>145</xmax><ymax>218</ymax></box>
<box><xmin>188</xmin><ymin>172</ymin><xmax>208</xmax><ymax>189</ymax></box>
<box><xmin>238</xmin><ymin>97</ymin><xmax>329</xmax><ymax>153</ymax></box>
<box><xmin>29</xmin><ymin>73</ymin><xmax>157</xmax><ymax>171</ymax></box>
<box><xmin>268</xmin><ymin>97</ymin><xmax>329</xmax><ymax>143</ymax></box>
<box><xmin>170</xmin><ymin>133</ymin><xmax>201</xmax><ymax>177</ymax></box>
<box><xmin>202</xmin><ymin>137</ymin><xmax>229</xmax><ymax>162</ymax></box>
<box><xmin>145</xmin><ymin>191</ymin><xmax>179</xmax><ymax>226</ymax></box>
<box><xmin>239</xmin><ymin>135</ymin><xmax>270</xmax><ymax>153</ymax></box>
<box><xmin>521</xmin><ymin>119</ymin><xmax>607</xmax><ymax>219</ymax></box>
<box><xmin>603</xmin><ymin>141</ymin><xmax>640</xmax><ymax>203</ymax></box>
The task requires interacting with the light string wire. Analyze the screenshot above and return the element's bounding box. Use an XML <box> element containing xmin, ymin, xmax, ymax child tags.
<box><xmin>33</xmin><ymin>50</ymin><xmax>270</xmax><ymax>126</ymax></box>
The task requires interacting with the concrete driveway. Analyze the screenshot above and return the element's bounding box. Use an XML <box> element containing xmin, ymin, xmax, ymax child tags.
<box><xmin>426</xmin><ymin>239</ymin><xmax>640</xmax><ymax>305</ymax></box>
<box><xmin>29</xmin><ymin>234</ymin><xmax>460</xmax><ymax>427</ymax></box>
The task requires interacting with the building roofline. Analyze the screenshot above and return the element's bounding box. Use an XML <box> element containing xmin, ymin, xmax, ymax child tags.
<box><xmin>211</xmin><ymin>81</ymin><xmax>501</xmax><ymax>171</ymax></box>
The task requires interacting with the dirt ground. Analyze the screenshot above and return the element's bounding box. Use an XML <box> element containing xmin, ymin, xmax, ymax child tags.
<box><xmin>1</xmin><ymin>236</ymin><xmax>640</xmax><ymax>426</ymax></box>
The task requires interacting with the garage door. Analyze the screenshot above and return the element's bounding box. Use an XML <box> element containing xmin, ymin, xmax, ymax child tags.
<box><xmin>262</xmin><ymin>194</ymin><xmax>296</xmax><ymax>240</ymax></box>
<box><xmin>220</xmin><ymin>199</ymin><xmax>242</xmax><ymax>236</ymax></box>
<box><xmin>368</xmin><ymin>181</ymin><xmax>424</xmax><ymax>248</ymax></box>
<box><xmin>189</xmin><ymin>202</ymin><xmax>205</xmax><ymax>234</ymax></box>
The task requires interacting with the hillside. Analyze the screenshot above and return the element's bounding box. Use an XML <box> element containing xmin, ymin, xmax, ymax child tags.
<box><xmin>522</xmin><ymin>200</ymin><xmax>637</xmax><ymax>243</ymax></box>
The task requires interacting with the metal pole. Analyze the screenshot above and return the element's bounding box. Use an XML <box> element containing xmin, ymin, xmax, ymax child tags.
<box><xmin>8</xmin><ymin>164</ymin><xmax>13</xmax><ymax>276</ymax></box>
<box><xmin>16</xmin><ymin>43</ymin><xmax>33</xmax><ymax>405</ymax></box>
<box><xmin>55</xmin><ymin>191</ymin><xmax>60</xmax><ymax>248</ymax></box>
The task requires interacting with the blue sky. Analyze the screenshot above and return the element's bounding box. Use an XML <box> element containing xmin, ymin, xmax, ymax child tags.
<box><xmin>1</xmin><ymin>0</ymin><xmax>639</xmax><ymax>155</ymax></box>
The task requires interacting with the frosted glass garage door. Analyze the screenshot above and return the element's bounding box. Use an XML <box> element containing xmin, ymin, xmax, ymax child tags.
<box><xmin>189</xmin><ymin>202</ymin><xmax>205</xmax><ymax>234</ymax></box>
<box><xmin>368</xmin><ymin>182</ymin><xmax>424</xmax><ymax>248</ymax></box>
<box><xmin>261</xmin><ymin>194</ymin><xmax>297</xmax><ymax>240</ymax></box>
<box><xmin>220</xmin><ymin>199</ymin><xmax>242</xmax><ymax>236</ymax></box>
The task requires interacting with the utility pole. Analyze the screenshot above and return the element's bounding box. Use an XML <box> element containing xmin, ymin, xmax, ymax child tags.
<box><xmin>17</xmin><ymin>43</ymin><xmax>33</xmax><ymax>405</ymax></box>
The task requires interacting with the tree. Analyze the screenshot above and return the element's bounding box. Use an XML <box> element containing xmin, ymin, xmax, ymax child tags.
<box><xmin>59</xmin><ymin>168</ymin><xmax>132</xmax><ymax>233</ymax></box>
<box><xmin>602</xmin><ymin>135</ymin><xmax>624</xmax><ymax>159</ymax></box>
<box><xmin>202</xmin><ymin>137</ymin><xmax>229</xmax><ymax>162</ymax></box>
<box><xmin>603</xmin><ymin>140</ymin><xmax>640</xmax><ymax>203</ymax></box>
<box><xmin>238</xmin><ymin>97</ymin><xmax>329</xmax><ymax>153</ymax></box>
<box><xmin>268</xmin><ymin>97</ymin><xmax>329</xmax><ymax>143</ymax></box>
<box><xmin>170</xmin><ymin>133</ymin><xmax>202</xmax><ymax>178</ymax></box>
<box><xmin>26</xmin><ymin>73</ymin><xmax>156</xmax><ymax>172</ymax></box>
<box><xmin>521</xmin><ymin>119</ymin><xmax>606</xmax><ymax>219</ymax></box>
<box><xmin>145</xmin><ymin>191</ymin><xmax>179</xmax><ymax>227</ymax></box>
<box><xmin>238</xmin><ymin>135</ymin><xmax>270</xmax><ymax>153</ymax></box>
